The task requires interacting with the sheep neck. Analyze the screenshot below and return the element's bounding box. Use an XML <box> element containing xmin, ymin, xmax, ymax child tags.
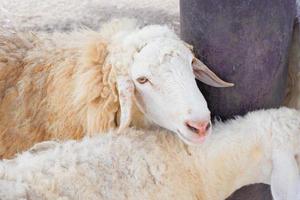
<box><xmin>190</xmin><ymin>126</ymin><xmax>272</xmax><ymax>200</ymax></box>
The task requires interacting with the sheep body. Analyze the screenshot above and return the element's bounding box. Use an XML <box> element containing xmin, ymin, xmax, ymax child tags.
<box><xmin>0</xmin><ymin>107</ymin><xmax>299</xmax><ymax>200</ymax></box>
<box><xmin>0</xmin><ymin>27</ymin><xmax>115</xmax><ymax>157</ymax></box>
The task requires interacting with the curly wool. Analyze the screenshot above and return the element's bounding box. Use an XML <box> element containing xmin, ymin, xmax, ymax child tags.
<box><xmin>0</xmin><ymin>21</ymin><xmax>136</xmax><ymax>158</ymax></box>
<box><xmin>0</xmin><ymin>107</ymin><xmax>299</xmax><ymax>200</ymax></box>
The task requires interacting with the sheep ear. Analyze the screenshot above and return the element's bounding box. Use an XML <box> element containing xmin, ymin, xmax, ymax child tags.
<box><xmin>116</xmin><ymin>76</ymin><xmax>135</xmax><ymax>133</ymax></box>
<box><xmin>192</xmin><ymin>58</ymin><xmax>234</xmax><ymax>87</ymax></box>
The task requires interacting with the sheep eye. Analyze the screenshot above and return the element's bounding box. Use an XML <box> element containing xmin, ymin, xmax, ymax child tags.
<box><xmin>136</xmin><ymin>77</ymin><xmax>148</xmax><ymax>84</ymax></box>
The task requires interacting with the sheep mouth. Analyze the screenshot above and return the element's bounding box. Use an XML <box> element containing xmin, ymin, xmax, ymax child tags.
<box><xmin>176</xmin><ymin>129</ymin><xmax>208</xmax><ymax>145</ymax></box>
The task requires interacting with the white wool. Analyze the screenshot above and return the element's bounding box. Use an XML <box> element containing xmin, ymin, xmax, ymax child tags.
<box><xmin>0</xmin><ymin>107</ymin><xmax>299</xmax><ymax>200</ymax></box>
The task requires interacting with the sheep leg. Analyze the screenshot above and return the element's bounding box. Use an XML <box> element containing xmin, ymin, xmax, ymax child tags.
<box><xmin>271</xmin><ymin>150</ymin><xmax>300</xmax><ymax>200</ymax></box>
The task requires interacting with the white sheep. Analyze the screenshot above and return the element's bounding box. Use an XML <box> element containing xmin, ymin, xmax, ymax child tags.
<box><xmin>0</xmin><ymin>107</ymin><xmax>299</xmax><ymax>200</ymax></box>
<box><xmin>0</xmin><ymin>19</ymin><xmax>233</xmax><ymax>158</ymax></box>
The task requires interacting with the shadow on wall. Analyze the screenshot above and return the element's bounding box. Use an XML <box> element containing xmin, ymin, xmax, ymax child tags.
<box><xmin>284</xmin><ymin>13</ymin><xmax>300</xmax><ymax>109</ymax></box>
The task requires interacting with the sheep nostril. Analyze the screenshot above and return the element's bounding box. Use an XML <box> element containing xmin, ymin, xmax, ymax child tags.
<box><xmin>185</xmin><ymin>120</ymin><xmax>211</xmax><ymax>136</ymax></box>
<box><xmin>185</xmin><ymin>122</ymin><xmax>198</xmax><ymax>134</ymax></box>
<box><xmin>206</xmin><ymin>122</ymin><xmax>211</xmax><ymax>131</ymax></box>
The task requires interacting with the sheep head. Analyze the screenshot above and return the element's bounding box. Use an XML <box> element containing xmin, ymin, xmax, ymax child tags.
<box><xmin>111</xmin><ymin>24</ymin><xmax>233</xmax><ymax>144</ymax></box>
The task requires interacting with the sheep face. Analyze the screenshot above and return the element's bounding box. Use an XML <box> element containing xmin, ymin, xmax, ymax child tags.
<box><xmin>124</xmin><ymin>38</ymin><xmax>233</xmax><ymax>144</ymax></box>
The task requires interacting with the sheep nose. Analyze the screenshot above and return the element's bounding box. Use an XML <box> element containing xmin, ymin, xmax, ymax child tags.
<box><xmin>185</xmin><ymin>120</ymin><xmax>211</xmax><ymax>136</ymax></box>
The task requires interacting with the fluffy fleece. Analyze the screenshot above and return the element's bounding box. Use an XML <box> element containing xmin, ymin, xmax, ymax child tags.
<box><xmin>0</xmin><ymin>107</ymin><xmax>299</xmax><ymax>200</ymax></box>
<box><xmin>0</xmin><ymin>19</ymin><xmax>155</xmax><ymax>158</ymax></box>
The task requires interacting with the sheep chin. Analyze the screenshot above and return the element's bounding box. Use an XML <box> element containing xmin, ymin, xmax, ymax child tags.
<box><xmin>176</xmin><ymin>129</ymin><xmax>208</xmax><ymax>145</ymax></box>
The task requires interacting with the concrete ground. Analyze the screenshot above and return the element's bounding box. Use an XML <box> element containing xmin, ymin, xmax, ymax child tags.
<box><xmin>0</xmin><ymin>0</ymin><xmax>179</xmax><ymax>33</ymax></box>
